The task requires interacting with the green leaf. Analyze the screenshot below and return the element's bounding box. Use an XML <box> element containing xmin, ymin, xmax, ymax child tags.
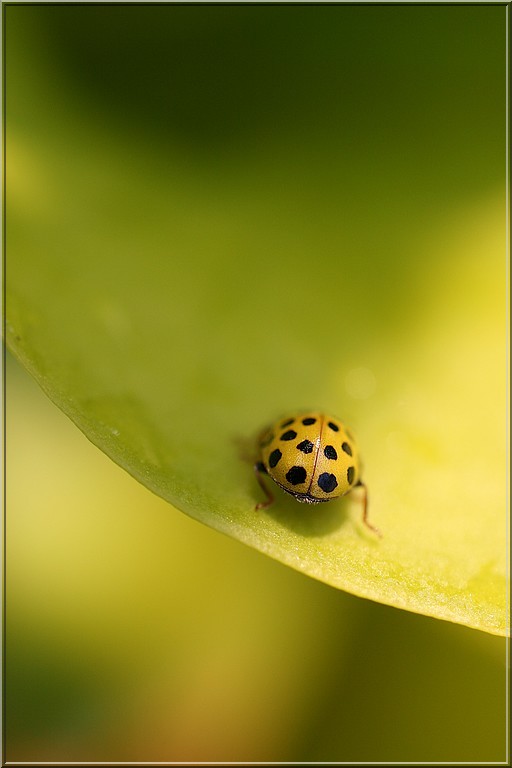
<box><xmin>6</xmin><ymin>5</ymin><xmax>507</xmax><ymax>636</ymax></box>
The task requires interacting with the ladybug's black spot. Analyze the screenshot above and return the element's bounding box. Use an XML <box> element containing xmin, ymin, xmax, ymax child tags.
<box><xmin>286</xmin><ymin>466</ymin><xmax>307</xmax><ymax>486</ymax></box>
<box><xmin>318</xmin><ymin>472</ymin><xmax>338</xmax><ymax>493</ymax></box>
<box><xmin>327</xmin><ymin>421</ymin><xmax>339</xmax><ymax>432</ymax></box>
<box><xmin>302</xmin><ymin>417</ymin><xmax>316</xmax><ymax>425</ymax></box>
<box><xmin>324</xmin><ymin>445</ymin><xmax>338</xmax><ymax>460</ymax></box>
<box><xmin>342</xmin><ymin>442</ymin><xmax>353</xmax><ymax>456</ymax></box>
<box><xmin>281</xmin><ymin>418</ymin><xmax>295</xmax><ymax>428</ymax></box>
<box><xmin>297</xmin><ymin>439</ymin><xmax>314</xmax><ymax>454</ymax></box>
<box><xmin>347</xmin><ymin>466</ymin><xmax>355</xmax><ymax>484</ymax></box>
<box><xmin>281</xmin><ymin>430</ymin><xmax>297</xmax><ymax>441</ymax></box>
<box><xmin>269</xmin><ymin>449</ymin><xmax>282</xmax><ymax>468</ymax></box>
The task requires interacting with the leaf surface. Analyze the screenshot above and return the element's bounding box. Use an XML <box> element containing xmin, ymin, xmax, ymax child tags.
<box><xmin>6</xmin><ymin>5</ymin><xmax>507</xmax><ymax>635</ymax></box>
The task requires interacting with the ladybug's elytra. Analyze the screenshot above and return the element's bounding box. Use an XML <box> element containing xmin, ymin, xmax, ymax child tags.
<box><xmin>254</xmin><ymin>411</ymin><xmax>381</xmax><ymax>536</ymax></box>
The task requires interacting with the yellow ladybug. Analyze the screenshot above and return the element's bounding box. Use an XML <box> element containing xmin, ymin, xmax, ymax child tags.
<box><xmin>254</xmin><ymin>411</ymin><xmax>381</xmax><ymax>536</ymax></box>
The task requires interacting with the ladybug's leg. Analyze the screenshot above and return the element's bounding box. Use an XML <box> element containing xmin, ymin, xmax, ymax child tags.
<box><xmin>355</xmin><ymin>480</ymin><xmax>382</xmax><ymax>538</ymax></box>
<box><xmin>254</xmin><ymin>462</ymin><xmax>274</xmax><ymax>511</ymax></box>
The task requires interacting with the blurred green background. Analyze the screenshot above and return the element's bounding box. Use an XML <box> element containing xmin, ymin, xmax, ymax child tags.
<box><xmin>5</xmin><ymin>3</ymin><xmax>507</xmax><ymax>762</ymax></box>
